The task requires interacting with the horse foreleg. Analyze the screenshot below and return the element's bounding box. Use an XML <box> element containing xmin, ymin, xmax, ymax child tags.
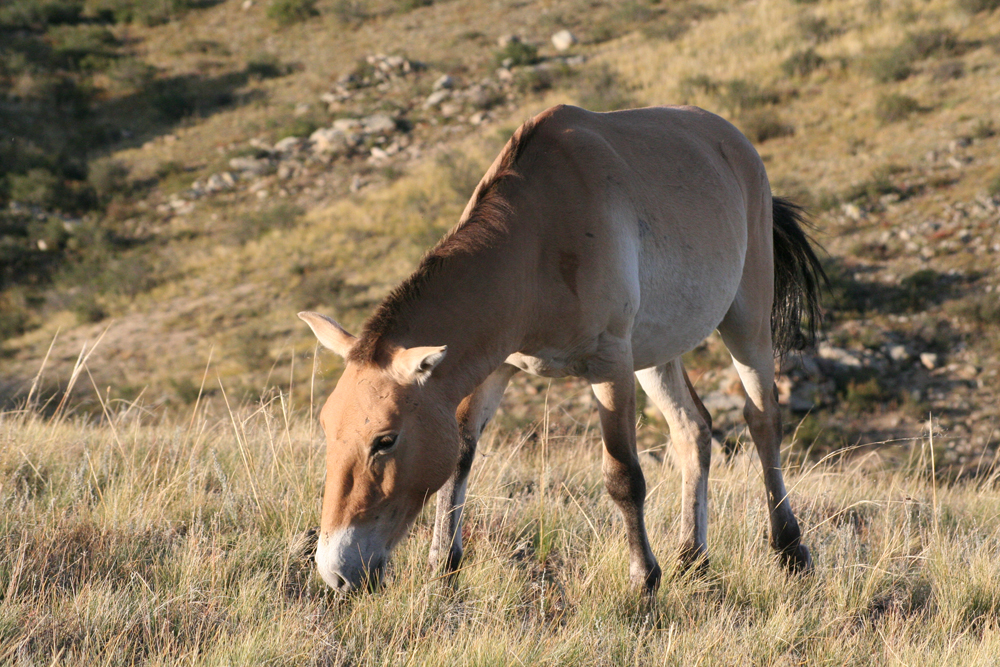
<box><xmin>429</xmin><ymin>364</ymin><xmax>518</xmax><ymax>574</ymax></box>
<box><xmin>592</xmin><ymin>367</ymin><xmax>661</xmax><ymax>594</ymax></box>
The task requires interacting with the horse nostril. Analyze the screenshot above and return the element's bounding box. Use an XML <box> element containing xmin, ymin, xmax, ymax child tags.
<box><xmin>331</xmin><ymin>572</ymin><xmax>350</xmax><ymax>590</ymax></box>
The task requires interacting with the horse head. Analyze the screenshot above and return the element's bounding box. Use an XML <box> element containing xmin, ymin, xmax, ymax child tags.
<box><xmin>298</xmin><ymin>311</ymin><xmax>458</xmax><ymax>592</ymax></box>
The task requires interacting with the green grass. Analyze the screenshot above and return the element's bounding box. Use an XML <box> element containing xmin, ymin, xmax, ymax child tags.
<box><xmin>1</xmin><ymin>383</ymin><xmax>998</xmax><ymax>664</ymax></box>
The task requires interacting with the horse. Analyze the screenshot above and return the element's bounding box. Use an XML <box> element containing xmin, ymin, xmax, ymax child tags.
<box><xmin>298</xmin><ymin>104</ymin><xmax>825</xmax><ymax>594</ymax></box>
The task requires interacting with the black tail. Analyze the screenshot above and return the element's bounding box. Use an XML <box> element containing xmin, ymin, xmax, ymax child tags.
<box><xmin>771</xmin><ymin>196</ymin><xmax>827</xmax><ymax>356</ymax></box>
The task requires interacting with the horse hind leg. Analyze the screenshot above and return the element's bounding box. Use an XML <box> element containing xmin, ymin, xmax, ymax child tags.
<box><xmin>718</xmin><ymin>304</ymin><xmax>812</xmax><ymax>572</ymax></box>
<box><xmin>636</xmin><ymin>359</ymin><xmax>713</xmax><ymax>571</ymax></box>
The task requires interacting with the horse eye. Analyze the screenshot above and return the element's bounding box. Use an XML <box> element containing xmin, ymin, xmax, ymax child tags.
<box><xmin>371</xmin><ymin>434</ymin><xmax>397</xmax><ymax>456</ymax></box>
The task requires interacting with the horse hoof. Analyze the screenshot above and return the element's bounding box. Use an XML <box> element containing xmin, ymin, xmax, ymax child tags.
<box><xmin>778</xmin><ymin>543</ymin><xmax>813</xmax><ymax>574</ymax></box>
<box><xmin>631</xmin><ymin>562</ymin><xmax>662</xmax><ymax>595</ymax></box>
<box><xmin>677</xmin><ymin>546</ymin><xmax>708</xmax><ymax>576</ymax></box>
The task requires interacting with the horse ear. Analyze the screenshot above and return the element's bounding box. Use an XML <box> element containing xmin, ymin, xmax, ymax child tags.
<box><xmin>392</xmin><ymin>345</ymin><xmax>447</xmax><ymax>384</ymax></box>
<box><xmin>298</xmin><ymin>311</ymin><xmax>356</xmax><ymax>358</ymax></box>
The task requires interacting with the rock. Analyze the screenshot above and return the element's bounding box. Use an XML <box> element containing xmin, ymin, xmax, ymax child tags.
<box><xmin>887</xmin><ymin>345</ymin><xmax>911</xmax><ymax>362</ymax></box>
<box><xmin>228</xmin><ymin>156</ymin><xmax>273</xmax><ymax>177</ymax></box>
<box><xmin>274</xmin><ymin>136</ymin><xmax>305</xmax><ymax>154</ymax></box>
<box><xmin>920</xmin><ymin>352</ymin><xmax>940</xmax><ymax>370</ymax></box>
<box><xmin>433</xmin><ymin>74</ymin><xmax>455</xmax><ymax>91</ymax></box>
<box><xmin>841</xmin><ymin>202</ymin><xmax>863</xmax><ymax>221</ymax></box>
<box><xmin>497</xmin><ymin>34</ymin><xmax>521</xmax><ymax>48</ymax></box>
<box><xmin>564</xmin><ymin>55</ymin><xmax>587</xmax><ymax>66</ymax></box>
<box><xmin>469</xmin><ymin>110</ymin><xmax>488</xmax><ymax>125</ymax></box>
<box><xmin>948</xmin><ymin>137</ymin><xmax>971</xmax><ymax>152</ymax></box>
<box><xmin>440</xmin><ymin>102</ymin><xmax>463</xmax><ymax>117</ymax></box>
<box><xmin>350</xmin><ymin>174</ymin><xmax>363</xmax><ymax>193</ymax></box>
<box><xmin>205</xmin><ymin>172</ymin><xmax>236</xmax><ymax>193</ymax></box>
<box><xmin>332</xmin><ymin>118</ymin><xmax>362</xmax><ymax>133</ymax></box>
<box><xmin>551</xmin><ymin>30</ymin><xmax>577</xmax><ymax>51</ymax></box>
<box><xmin>168</xmin><ymin>195</ymin><xmax>195</xmax><ymax>214</ymax></box>
<box><xmin>368</xmin><ymin>146</ymin><xmax>389</xmax><ymax>161</ymax></box>
<box><xmin>309</xmin><ymin>127</ymin><xmax>350</xmax><ymax>154</ymax></box>
<box><xmin>423</xmin><ymin>89</ymin><xmax>451</xmax><ymax>108</ymax></box>
<box><xmin>788</xmin><ymin>381</ymin><xmax>823</xmax><ymax>412</ymax></box>
<box><xmin>701</xmin><ymin>391</ymin><xmax>744</xmax><ymax>414</ymax></box>
<box><xmin>818</xmin><ymin>342</ymin><xmax>862</xmax><ymax>368</ymax></box>
<box><xmin>277</xmin><ymin>162</ymin><xmax>298</xmax><ymax>180</ymax></box>
<box><xmin>360</xmin><ymin>114</ymin><xmax>397</xmax><ymax>135</ymax></box>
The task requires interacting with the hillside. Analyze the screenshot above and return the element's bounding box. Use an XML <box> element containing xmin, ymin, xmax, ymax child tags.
<box><xmin>2</xmin><ymin>0</ymin><xmax>999</xmax><ymax>469</ymax></box>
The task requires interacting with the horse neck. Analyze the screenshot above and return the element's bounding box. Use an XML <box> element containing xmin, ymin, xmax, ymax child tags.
<box><xmin>391</xmin><ymin>242</ymin><xmax>529</xmax><ymax>404</ymax></box>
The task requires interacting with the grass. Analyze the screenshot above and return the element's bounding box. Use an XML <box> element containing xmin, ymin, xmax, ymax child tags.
<box><xmin>1</xmin><ymin>375</ymin><xmax>998</xmax><ymax>664</ymax></box>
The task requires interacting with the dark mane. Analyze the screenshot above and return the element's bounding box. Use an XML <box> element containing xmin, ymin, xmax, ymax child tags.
<box><xmin>347</xmin><ymin>116</ymin><xmax>544</xmax><ymax>365</ymax></box>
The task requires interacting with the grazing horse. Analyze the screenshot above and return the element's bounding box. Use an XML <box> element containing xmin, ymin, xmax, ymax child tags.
<box><xmin>298</xmin><ymin>104</ymin><xmax>824</xmax><ymax>594</ymax></box>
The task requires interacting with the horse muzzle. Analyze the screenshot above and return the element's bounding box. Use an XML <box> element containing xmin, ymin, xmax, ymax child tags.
<box><xmin>315</xmin><ymin>526</ymin><xmax>387</xmax><ymax>593</ymax></box>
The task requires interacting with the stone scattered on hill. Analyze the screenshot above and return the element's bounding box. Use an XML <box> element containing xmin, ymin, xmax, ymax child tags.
<box><xmin>551</xmin><ymin>30</ymin><xmax>577</xmax><ymax>51</ymax></box>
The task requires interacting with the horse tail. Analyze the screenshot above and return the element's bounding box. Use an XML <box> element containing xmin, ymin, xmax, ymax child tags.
<box><xmin>770</xmin><ymin>196</ymin><xmax>827</xmax><ymax>356</ymax></box>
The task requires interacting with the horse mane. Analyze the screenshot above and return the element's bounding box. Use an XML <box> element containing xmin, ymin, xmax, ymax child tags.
<box><xmin>347</xmin><ymin>116</ymin><xmax>545</xmax><ymax>365</ymax></box>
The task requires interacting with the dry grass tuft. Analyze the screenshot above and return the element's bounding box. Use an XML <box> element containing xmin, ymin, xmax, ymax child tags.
<box><xmin>2</xmin><ymin>374</ymin><xmax>999</xmax><ymax>664</ymax></box>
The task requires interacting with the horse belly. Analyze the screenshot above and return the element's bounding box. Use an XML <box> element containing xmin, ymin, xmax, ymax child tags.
<box><xmin>629</xmin><ymin>227</ymin><xmax>746</xmax><ymax>371</ymax></box>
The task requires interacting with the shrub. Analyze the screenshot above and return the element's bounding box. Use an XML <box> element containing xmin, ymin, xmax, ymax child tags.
<box><xmin>782</xmin><ymin>48</ymin><xmax>825</xmax><ymax>77</ymax></box>
<box><xmin>797</xmin><ymin>15</ymin><xmax>835</xmax><ymax>43</ymax></box>
<box><xmin>875</xmin><ymin>93</ymin><xmax>919</xmax><ymax>124</ymax></box>
<box><xmin>396</xmin><ymin>0</ymin><xmax>432</xmax><ymax>11</ymax></box>
<box><xmin>842</xmin><ymin>164</ymin><xmax>904</xmax><ymax>204</ymax></box>
<box><xmin>88</xmin><ymin>160</ymin><xmax>130</xmax><ymax>205</ymax></box>
<box><xmin>842</xmin><ymin>376</ymin><xmax>892</xmax><ymax>412</ymax></box>
<box><xmin>246</xmin><ymin>53</ymin><xmax>286</xmax><ymax>79</ymax></box>
<box><xmin>495</xmin><ymin>41</ymin><xmax>539</xmax><ymax>68</ymax></box>
<box><xmin>92</xmin><ymin>0</ymin><xmax>203</xmax><ymax>26</ymax></box>
<box><xmin>679</xmin><ymin>74</ymin><xmax>718</xmax><ymax>98</ymax></box>
<box><xmin>106</xmin><ymin>58</ymin><xmax>157</xmax><ymax>94</ymax></box>
<box><xmin>8</xmin><ymin>169</ymin><xmax>64</xmax><ymax>209</ymax></box>
<box><xmin>574</xmin><ymin>65</ymin><xmax>634</xmax><ymax>112</ymax></box>
<box><xmin>332</xmin><ymin>0</ymin><xmax>369</xmax><ymax>26</ymax></box>
<box><xmin>514</xmin><ymin>66</ymin><xmax>564</xmax><ymax>94</ymax></box>
<box><xmin>48</xmin><ymin>25</ymin><xmax>119</xmax><ymax>71</ymax></box>
<box><xmin>895</xmin><ymin>269</ymin><xmax>946</xmax><ymax>312</ymax></box>
<box><xmin>0</xmin><ymin>290</ymin><xmax>32</xmax><ymax>341</ymax></box>
<box><xmin>267</xmin><ymin>0</ymin><xmax>319</xmax><ymax>26</ymax></box>
<box><xmin>72</xmin><ymin>292</ymin><xmax>108</xmax><ymax>323</ymax></box>
<box><xmin>951</xmin><ymin>293</ymin><xmax>1000</xmax><ymax>325</ymax></box>
<box><xmin>973</xmin><ymin>119</ymin><xmax>996</xmax><ymax>139</ymax></box>
<box><xmin>931</xmin><ymin>60</ymin><xmax>965</xmax><ymax>81</ymax></box>
<box><xmin>148</xmin><ymin>79</ymin><xmax>194</xmax><ymax>120</ymax></box>
<box><xmin>719</xmin><ymin>79</ymin><xmax>780</xmax><ymax>113</ymax></box>
<box><xmin>0</xmin><ymin>0</ymin><xmax>84</xmax><ymax>29</ymax></box>
<box><xmin>231</xmin><ymin>204</ymin><xmax>302</xmax><ymax>245</ymax></box>
<box><xmin>276</xmin><ymin>116</ymin><xmax>321</xmax><ymax>141</ymax></box>
<box><xmin>739</xmin><ymin>110</ymin><xmax>794</xmax><ymax>143</ymax></box>
<box><xmin>956</xmin><ymin>0</ymin><xmax>1000</xmax><ymax>14</ymax></box>
<box><xmin>865</xmin><ymin>46</ymin><xmax>913</xmax><ymax>82</ymax></box>
<box><xmin>906</xmin><ymin>29</ymin><xmax>959</xmax><ymax>59</ymax></box>
<box><xmin>988</xmin><ymin>173</ymin><xmax>1000</xmax><ymax>197</ymax></box>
